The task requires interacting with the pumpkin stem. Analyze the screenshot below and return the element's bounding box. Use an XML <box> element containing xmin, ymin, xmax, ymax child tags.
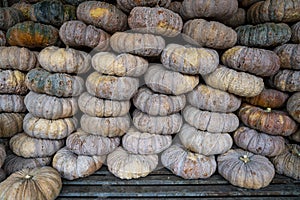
<box><xmin>25</xmin><ymin>174</ymin><xmax>32</xmax><ymax>179</ymax></box>
<box><xmin>266</xmin><ymin>108</ymin><xmax>272</xmax><ymax>112</ymax></box>
<box><xmin>239</xmin><ymin>154</ymin><xmax>250</xmax><ymax>163</ymax></box>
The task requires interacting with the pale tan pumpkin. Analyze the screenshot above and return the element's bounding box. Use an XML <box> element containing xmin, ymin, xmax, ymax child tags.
<box><xmin>117</xmin><ymin>0</ymin><xmax>171</xmax><ymax>13</ymax></box>
<box><xmin>0</xmin><ymin>69</ymin><xmax>28</xmax><ymax>95</ymax></box>
<box><xmin>274</xmin><ymin>44</ymin><xmax>300</xmax><ymax>70</ymax></box>
<box><xmin>287</xmin><ymin>92</ymin><xmax>300</xmax><ymax>123</ymax></box>
<box><xmin>0</xmin><ymin>94</ymin><xmax>26</xmax><ymax>112</ymax></box>
<box><xmin>0</xmin><ymin>144</ymin><xmax>5</xmax><ymax>168</ymax></box>
<box><xmin>0</xmin><ymin>113</ymin><xmax>24</xmax><ymax>138</ymax></box>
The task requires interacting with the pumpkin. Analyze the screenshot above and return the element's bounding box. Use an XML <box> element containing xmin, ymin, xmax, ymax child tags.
<box><xmin>59</xmin><ymin>20</ymin><xmax>110</xmax><ymax>51</ymax></box>
<box><xmin>6</xmin><ymin>21</ymin><xmax>59</xmax><ymax>48</ymax></box>
<box><xmin>203</xmin><ymin>65</ymin><xmax>264</xmax><ymax>97</ymax></box>
<box><xmin>0</xmin><ymin>7</ymin><xmax>24</xmax><ymax>31</ymax></box>
<box><xmin>238</xmin><ymin>103</ymin><xmax>298</xmax><ymax>136</ymax></box>
<box><xmin>66</xmin><ymin>129</ymin><xmax>120</xmax><ymax>156</ymax></box>
<box><xmin>0</xmin><ymin>113</ymin><xmax>24</xmax><ymax>138</ymax></box>
<box><xmin>183</xmin><ymin>19</ymin><xmax>237</xmax><ymax>49</ymax></box>
<box><xmin>235</xmin><ymin>23</ymin><xmax>291</xmax><ymax>47</ymax></box>
<box><xmin>77</xmin><ymin>1</ymin><xmax>127</xmax><ymax>33</ymax></box>
<box><xmin>133</xmin><ymin>87</ymin><xmax>186</xmax><ymax>116</ymax></box>
<box><xmin>247</xmin><ymin>0</ymin><xmax>300</xmax><ymax>24</ymax></box>
<box><xmin>110</xmin><ymin>32</ymin><xmax>165</xmax><ymax>57</ymax></box>
<box><xmin>80</xmin><ymin>114</ymin><xmax>131</xmax><ymax>137</ymax></box>
<box><xmin>274</xmin><ymin>44</ymin><xmax>300</xmax><ymax>70</ymax></box>
<box><xmin>243</xmin><ymin>88</ymin><xmax>289</xmax><ymax>109</ymax></box>
<box><xmin>270</xmin><ymin>69</ymin><xmax>300</xmax><ymax>92</ymax></box>
<box><xmin>122</xmin><ymin>127</ymin><xmax>172</xmax><ymax>155</ymax></box>
<box><xmin>0</xmin><ymin>168</ymin><xmax>5</xmax><ymax>182</ymax></box>
<box><xmin>221</xmin><ymin>8</ymin><xmax>246</xmax><ymax>28</ymax></box>
<box><xmin>179</xmin><ymin>123</ymin><xmax>233</xmax><ymax>156</ymax></box>
<box><xmin>287</xmin><ymin>92</ymin><xmax>300</xmax><ymax>123</ymax></box>
<box><xmin>166</xmin><ymin>1</ymin><xmax>182</xmax><ymax>14</ymax></box>
<box><xmin>10</xmin><ymin>132</ymin><xmax>64</xmax><ymax>158</ymax></box>
<box><xmin>0</xmin><ymin>94</ymin><xmax>26</xmax><ymax>113</ymax></box>
<box><xmin>271</xmin><ymin>144</ymin><xmax>300</xmax><ymax>180</ymax></box>
<box><xmin>38</xmin><ymin>46</ymin><xmax>91</xmax><ymax>74</ymax></box>
<box><xmin>128</xmin><ymin>7</ymin><xmax>183</xmax><ymax>37</ymax></box>
<box><xmin>290</xmin><ymin>128</ymin><xmax>300</xmax><ymax>142</ymax></box>
<box><xmin>239</xmin><ymin>0</ymin><xmax>261</xmax><ymax>7</ymax></box>
<box><xmin>0</xmin><ymin>166</ymin><xmax>62</xmax><ymax>200</ymax></box>
<box><xmin>144</xmin><ymin>64</ymin><xmax>199</xmax><ymax>96</ymax></box>
<box><xmin>0</xmin><ymin>30</ymin><xmax>5</xmax><ymax>46</ymax></box>
<box><xmin>11</xmin><ymin>2</ymin><xmax>32</xmax><ymax>20</ymax></box>
<box><xmin>52</xmin><ymin>147</ymin><xmax>105</xmax><ymax>180</ymax></box>
<box><xmin>3</xmin><ymin>151</ymin><xmax>51</xmax><ymax>175</ymax></box>
<box><xmin>92</xmin><ymin>52</ymin><xmax>148</xmax><ymax>77</ymax></box>
<box><xmin>117</xmin><ymin>0</ymin><xmax>171</xmax><ymax>13</ymax></box>
<box><xmin>234</xmin><ymin>126</ymin><xmax>285</xmax><ymax>157</ymax></box>
<box><xmin>23</xmin><ymin>113</ymin><xmax>77</xmax><ymax>140</ymax></box>
<box><xmin>187</xmin><ymin>84</ymin><xmax>241</xmax><ymax>113</ymax></box>
<box><xmin>161</xmin><ymin>43</ymin><xmax>219</xmax><ymax>75</ymax></box>
<box><xmin>291</xmin><ymin>21</ymin><xmax>300</xmax><ymax>43</ymax></box>
<box><xmin>24</xmin><ymin>91</ymin><xmax>78</xmax><ymax>120</ymax></box>
<box><xmin>107</xmin><ymin>146</ymin><xmax>158</xmax><ymax>179</ymax></box>
<box><xmin>217</xmin><ymin>149</ymin><xmax>275</xmax><ymax>189</ymax></box>
<box><xmin>133</xmin><ymin>109</ymin><xmax>183</xmax><ymax>135</ymax></box>
<box><xmin>0</xmin><ymin>69</ymin><xmax>28</xmax><ymax>95</ymax></box>
<box><xmin>0</xmin><ymin>46</ymin><xmax>39</xmax><ymax>71</ymax></box>
<box><xmin>0</xmin><ymin>144</ymin><xmax>5</xmax><ymax>167</ymax></box>
<box><xmin>86</xmin><ymin>71</ymin><xmax>139</xmax><ymax>101</ymax></box>
<box><xmin>25</xmin><ymin>68</ymin><xmax>84</xmax><ymax>97</ymax></box>
<box><xmin>183</xmin><ymin>105</ymin><xmax>239</xmax><ymax>133</ymax></box>
<box><xmin>221</xmin><ymin>46</ymin><xmax>280</xmax><ymax>77</ymax></box>
<box><xmin>161</xmin><ymin>144</ymin><xmax>216</xmax><ymax>179</ymax></box>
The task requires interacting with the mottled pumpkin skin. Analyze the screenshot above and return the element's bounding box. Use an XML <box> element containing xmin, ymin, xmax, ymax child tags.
<box><xmin>6</xmin><ymin>21</ymin><xmax>59</xmax><ymax>48</ymax></box>
<box><xmin>0</xmin><ymin>69</ymin><xmax>28</xmax><ymax>95</ymax></box>
<box><xmin>271</xmin><ymin>69</ymin><xmax>300</xmax><ymax>92</ymax></box>
<box><xmin>0</xmin><ymin>113</ymin><xmax>24</xmax><ymax>138</ymax></box>
<box><xmin>117</xmin><ymin>0</ymin><xmax>171</xmax><ymax>13</ymax></box>
<box><xmin>238</xmin><ymin>103</ymin><xmax>298</xmax><ymax>136</ymax></box>
<box><xmin>221</xmin><ymin>8</ymin><xmax>246</xmax><ymax>28</ymax></box>
<box><xmin>11</xmin><ymin>2</ymin><xmax>32</xmax><ymax>20</ymax></box>
<box><xmin>165</xmin><ymin>1</ymin><xmax>182</xmax><ymax>14</ymax></box>
<box><xmin>0</xmin><ymin>94</ymin><xmax>26</xmax><ymax>113</ymax></box>
<box><xmin>161</xmin><ymin>144</ymin><xmax>217</xmax><ymax>179</ymax></box>
<box><xmin>218</xmin><ymin>149</ymin><xmax>275</xmax><ymax>189</ymax></box>
<box><xmin>0</xmin><ymin>30</ymin><xmax>5</xmax><ymax>46</ymax></box>
<box><xmin>291</xmin><ymin>21</ymin><xmax>300</xmax><ymax>43</ymax></box>
<box><xmin>0</xmin><ymin>7</ymin><xmax>24</xmax><ymax>31</ymax></box>
<box><xmin>235</xmin><ymin>23</ymin><xmax>291</xmax><ymax>47</ymax></box>
<box><xmin>77</xmin><ymin>1</ymin><xmax>127</xmax><ymax>33</ymax></box>
<box><xmin>0</xmin><ymin>166</ymin><xmax>62</xmax><ymax>200</ymax></box>
<box><xmin>287</xmin><ymin>92</ymin><xmax>300</xmax><ymax>123</ymax></box>
<box><xmin>274</xmin><ymin>44</ymin><xmax>300</xmax><ymax>70</ymax></box>
<box><xmin>0</xmin><ymin>144</ymin><xmax>5</xmax><ymax>168</ymax></box>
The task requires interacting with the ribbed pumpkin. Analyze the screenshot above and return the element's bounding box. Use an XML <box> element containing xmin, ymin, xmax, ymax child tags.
<box><xmin>221</xmin><ymin>46</ymin><xmax>280</xmax><ymax>77</ymax></box>
<box><xmin>203</xmin><ymin>65</ymin><xmax>264</xmax><ymax>97</ymax></box>
<box><xmin>179</xmin><ymin>123</ymin><xmax>233</xmax><ymax>156</ymax></box>
<box><xmin>107</xmin><ymin>146</ymin><xmax>158</xmax><ymax>179</ymax></box>
<box><xmin>234</xmin><ymin>126</ymin><xmax>285</xmax><ymax>157</ymax></box>
<box><xmin>187</xmin><ymin>84</ymin><xmax>241</xmax><ymax>113</ymax></box>
<box><xmin>52</xmin><ymin>147</ymin><xmax>105</xmax><ymax>180</ymax></box>
<box><xmin>6</xmin><ymin>21</ymin><xmax>59</xmax><ymax>48</ymax></box>
<box><xmin>0</xmin><ymin>69</ymin><xmax>28</xmax><ymax>95</ymax></box>
<box><xmin>0</xmin><ymin>113</ymin><xmax>24</xmax><ymax>138</ymax></box>
<box><xmin>221</xmin><ymin>8</ymin><xmax>246</xmax><ymax>28</ymax></box>
<box><xmin>11</xmin><ymin>2</ymin><xmax>32</xmax><ymax>20</ymax></box>
<box><xmin>235</xmin><ymin>23</ymin><xmax>291</xmax><ymax>47</ymax></box>
<box><xmin>0</xmin><ymin>30</ymin><xmax>5</xmax><ymax>46</ymax></box>
<box><xmin>144</xmin><ymin>64</ymin><xmax>199</xmax><ymax>95</ymax></box>
<box><xmin>161</xmin><ymin>43</ymin><xmax>219</xmax><ymax>75</ymax></box>
<box><xmin>133</xmin><ymin>87</ymin><xmax>186</xmax><ymax>116</ymax></box>
<box><xmin>165</xmin><ymin>1</ymin><xmax>182</xmax><ymax>13</ymax></box>
<box><xmin>0</xmin><ymin>144</ymin><xmax>5</xmax><ymax>167</ymax></box>
<box><xmin>66</xmin><ymin>129</ymin><xmax>120</xmax><ymax>156</ymax></box>
<box><xmin>38</xmin><ymin>46</ymin><xmax>91</xmax><ymax>74</ymax></box>
<box><xmin>161</xmin><ymin>144</ymin><xmax>217</xmax><ymax>179</ymax></box>
<box><xmin>0</xmin><ymin>94</ymin><xmax>26</xmax><ymax>113</ymax></box>
<box><xmin>271</xmin><ymin>69</ymin><xmax>300</xmax><ymax>92</ymax></box>
<box><xmin>238</xmin><ymin>103</ymin><xmax>298</xmax><ymax>136</ymax></box>
<box><xmin>0</xmin><ymin>7</ymin><xmax>24</xmax><ymax>30</ymax></box>
<box><xmin>183</xmin><ymin>19</ymin><xmax>237</xmax><ymax>49</ymax></box>
<box><xmin>0</xmin><ymin>166</ymin><xmax>62</xmax><ymax>200</ymax></box>
<box><xmin>287</xmin><ymin>92</ymin><xmax>300</xmax><ymax>123</ymax></box>
<box><xmin>59</xmin><ymin>20</ymin><xmax>110</xmax><ymax>51</ymax></box>
<box><xmin>117</xmin><ymin>0</ymin><xmax>171</xmax><ymax>13</ymax></box>
<box><xmin>291</xmin><ymin>21</ymin><xmax>300</xmax><ymax>43</ymax></box>
<box><xmin>92</xmin><ymin>52</ymin><xmax>148</xmax><ymax>77</ymax></box>
<box><xmin>218</xmin><ymin>149</ymin><xmax>275</xmax><ymax>189</ymax></box>
<box><xmin>274</xmin><ymin>44</ymin><xmax>300</xmax><ymax>70</ymax></box>
<box><xmin>110</xmin><ymin>32</ymin><xmax>165</xmax><ymax>57</ymax></box>
<box><xmin>77</xmin><ymin>1</ymin><xmax>127</xmax><ymax>33</ymax></box>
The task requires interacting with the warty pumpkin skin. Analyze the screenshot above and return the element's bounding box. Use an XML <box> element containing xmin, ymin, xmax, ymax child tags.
<box><xmin>221</xmin><ymin>46</ymin><xmax>280</xmax><ymax>77</ymax></box>
<box><xmin>234</xmin><ymin>126</ymin><xmax>285</xmax><ymax>157</ymax></box>
<box><xmin>183</xmin><ymin>105</ymin><xmax>239</xmax><ymax>133</ymax></box>
<box><xmin>270</xmin><ymin>69</ymin><xmax>300</xmax><ymax>92</ymax></box>
<box><xmin>161</xmin><ymin>144</ymin><xmax>217</xmax><ymax>179</ymax></box>
<box><xmin>217</xmin><ymin>149</ymin><xmax>275</xmax><ymax>189</ymax></box>
<box><xmin>25</xmin><ymin>68</ymin><xmax>84</xmax><ymax>97</ymax></box>
<box><xmin>66</xmin><ymin>129</ymin><xmax>120</xmax><ymax>156</ymax></box>
<box><xmin>0</xmin><ymin>166</ymin><xmax>62</xmax><ymax>200</ymax></box>
<box><xmin>117</xmin><ymin>0</ymin><xmax>171</xmax><ymax>13</ymax></box>
<box><xmin>291</xmin><ymin>21</ymin><xmax>300</xmax><ymax>43</ymax></box>
<box><xmin>133</xmin><ymin>87</ymin><xmax>186</xmax><ymax>116</ymax></box>
<box><xmin>77</xmin><ymin>1</ymin><xmax>127</xmax><ymax>33</ymax></box>
<box><xmin>92</xmin><ymin>52</ymin><xmax>148</xmax><ymax>77</ymax></box>
<box><xmin>287</xmin><ymin>92</ymin><xmax>300</xmax><ymax>123</ymax></box>
<box><xmin>0</xmin><ymin>113</ymin><xmax>24</xmax><ymax>138</ymax></box>
<box><xmin>59</xmin><ymin>20</ymin><xmax>110</xmax><ymax>51</ymax></box>
<box><xmin>0</xmin><ymin>7</ymin><xmax>24</xmax><ymax>31</ymax></box>
<box><xmin>221</xmin><ymin>8</ymin><xmax>246</xmax><ymax>28</ymax></box>
<box><xmin>203</xmin><ymin>65</ymin><xmax>264</xmax><ymax>97</ymax></box>
<box><xmin>110</xmin><ymin>32</ymin><xmax>165</xmax><ymax>57</ymax></box>
<box><xmin>179</xmin><ymin>123</ymin><xmax>233</xmax><ymax>156</ymax></box>
<box><xmin>161</xmin><ymin>43</ymin><xmax>219</xmax><ymax>75</ymax></box>
<box><xmin>187</xmin><ymin>84</ymin><xmax>242</xmax><ymax>113</ymax></box>
<box><xmin>0</xmin><ymin>144</ymin><xmax>5</xmax><ymax>168</ymax></box>
<box><xmin>0</xmin><ymin>94</ymin><xmax>26</xmax><ymax>113</ymax></box>
<box><xmin>52</xmin><ymin>147</ymin><xmax>105</xmax><ymax>180</ymax></box>
<box><xmin>183</xmin><ymin>19</ymin><xmax>237</xmax><ymax>49</ymax></box>
<box><xmin>274</xmin><ymin>44</ymin><xmax>300</xmax><ymax>70</ymax></box>
<box><xmin>238</xmin><ymin>103</ymin><xmax>298</xmax><ymax>136</ymax></box>
<box><xmin>107</xmin><ymin>146</ymin><xmax>158</xmax><ymax>179</ymax></box>
<box><xmin>0</xmin><ymin>30</ymin><xmax>5</xmax><ymax>46</ymax></box>
<box><xmin>0</xmin><ymin>69</ymin><xmax>28</xmax><ymax>95</ymax></box>
<box><xmin>38</xmin><ymin>46</ymin><xmax>91</xmax><ymax>74</ymax></box>
<box><xmin>133</xmin><ymin>109</ymin><xmax>183</xmax><ymax>135</ymax></box>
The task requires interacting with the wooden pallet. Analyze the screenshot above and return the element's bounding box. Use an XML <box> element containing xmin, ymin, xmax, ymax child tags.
<box><xmin>58</xmin><ymin>166</ymin><xmax>300</xmax><ymax>199</ymax></box>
